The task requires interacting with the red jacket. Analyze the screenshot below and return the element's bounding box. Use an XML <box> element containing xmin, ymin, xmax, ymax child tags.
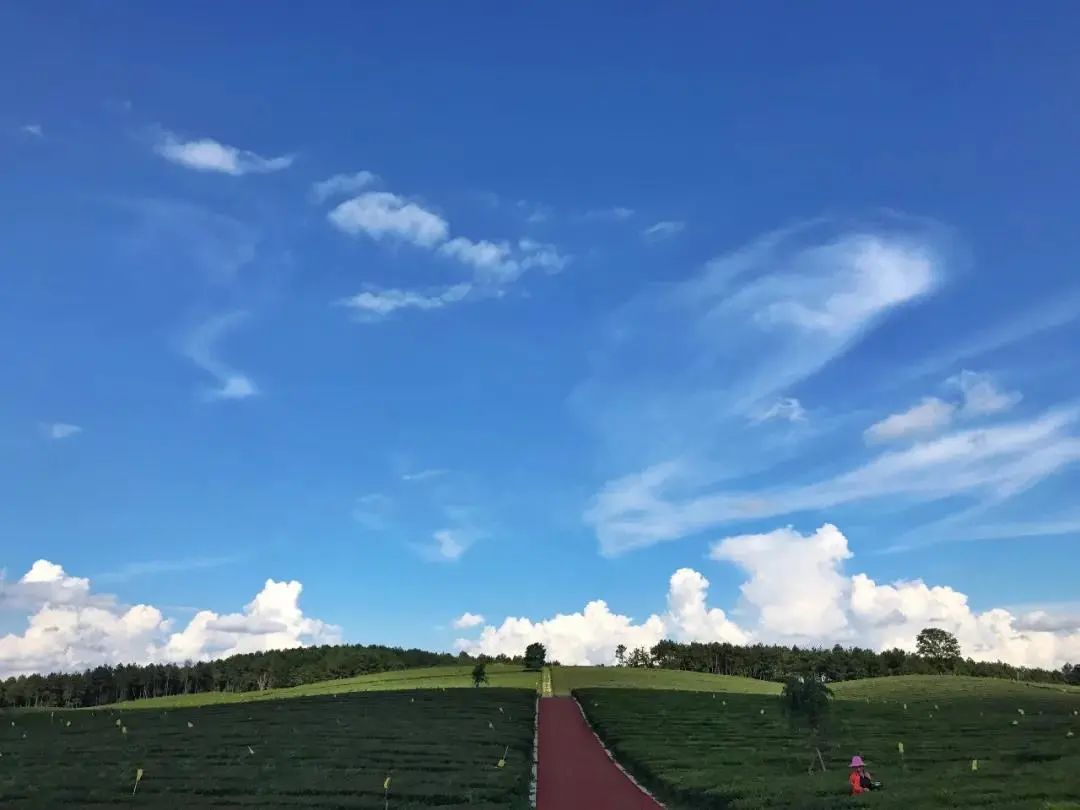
<box><xmin>849</xmin><ymin>769</ymin><xmax>865</xmax><ymax>795</ymax></box>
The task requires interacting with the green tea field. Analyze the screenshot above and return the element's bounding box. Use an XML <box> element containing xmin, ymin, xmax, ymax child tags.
<box><xmin>115</xmin><ymin>665</ymin><xmax>541</xmax><ymax>709</ymax></box>
<box><xmin>0</xmin><ymin>687</ymin><xmax>536</xmax><ymax>809</ymax></box>
<box><xmin>576</xmin><ymin>676</ymin><xmax>1080</xmax><ymax>809</ymax></box>
<box><xmin>550</xmin><ymin>665</ymin><xmax>781</xmax><ymax>696</ymax></box>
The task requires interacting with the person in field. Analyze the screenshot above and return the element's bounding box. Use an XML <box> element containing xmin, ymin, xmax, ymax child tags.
<box><xmin>848</xmin><ymin>755</ymin><xmax>882</xmax><ymax>795</ymax></box>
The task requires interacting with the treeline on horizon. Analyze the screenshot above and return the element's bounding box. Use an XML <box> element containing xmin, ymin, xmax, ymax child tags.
<box><xmin>1</xmin><ymin>639</ymin><xmax>1077</xmax><ymax>709</ymax></box>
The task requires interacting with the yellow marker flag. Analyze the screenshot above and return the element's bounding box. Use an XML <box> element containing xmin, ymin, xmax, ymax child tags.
<box><xmin>760</xmin><ymin>709</ymin><xmax>765</xmax><ymax>715</ymax></box>
<box><xmin>248</xmin><ymin>746</ymin><xmax>255</xmax><ymax>755</ymax></box>
<box><xmin>498</xmin><ymin>744</ymin><xmax>508</xmax><ymax>768</ymax></box>
<box><xmin>187</xmin><ymin>721</ymin><xmax>194</xmax><ymax>729</ymax></box>
<box><xmin>133</xmin><ymin>768</ymin><xmax>144</xmax><ymax>795</ymax></box>
<box><xmin>121</xmin><ymin>726</ymin><xmax>128</xmax><ymax>735</ymax></box>
<box><xmin>1011</xmin><ymin>720</ymin><xmax>1019</xmax><ymax>726</ymax></box>
<box><xmin>897</xmin><ymin>742</ymin><xmax>904</xmax><ymax>755</ymax></box>
<box><xmin>488</xmin><ymin>721</ymin><xmax>494</xmax><ymax>730</ymax></box>
<box><xmin>971</xmin><ymin>759</ymin><xmax>978</xmax><ymax>771</ymax></box>
<box><xmin>66</xmin><ymin>720</ymin><xmax>71</xmax><ymax>728</ymax></box>
<box><xmin>383</xmin><ymin>775</ymin><xmax>391</xmax><ymax>791</ymax></box>
<box><xmin>115</xmin><ymin>719</ymin><xmax>121</xmax><ymax>727</ymax></box>
<box><xmin>1017</xmin><ymin>708</ymin><xmax>1025</xmax><ymax>716</ymax></box>
<box><xmin>903</xmin><ymin>703</ymin><xmax>907</xmax><ymax>710</ymax></box>
<box><xmin>1067</xmin><ymin>731</ymin><xmax>1075</xmax><ymax>738</ymax></box>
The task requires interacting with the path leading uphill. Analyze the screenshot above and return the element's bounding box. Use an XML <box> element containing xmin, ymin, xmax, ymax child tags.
<box><xmin>536</xmin><ymin>697</ymin><xmax>664</xmax><ymax>810</ymax></box>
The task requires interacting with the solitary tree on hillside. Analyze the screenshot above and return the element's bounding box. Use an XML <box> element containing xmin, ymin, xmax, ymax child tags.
<box><xmin>471</xmin><ymin>661</ymin><xmax>489</xmax><ymax>687</ymax></box>
<box><xmin>524</xmin><ymin>643</ymin><xmax>547</xmax><ymax>671</ymax></box>
<box><xmin>780</xmin><ymin>673</ymin><xmax>834</xmax><ymax>773</ymax></box>
<box><xmin>916</xmin><ymin>627</ymin><xmax>962</xmax><ymax>673</ymax></box>
<box><xmin>615</xmin><ymin>644</ymin><xmax>627</xmax><ymax>666</ymax></box>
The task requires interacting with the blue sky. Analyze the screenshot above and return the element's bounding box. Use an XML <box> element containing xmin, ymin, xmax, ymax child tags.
<box><xmin>2</xmin><ymin>3</ymin><xmax>1079</xmax><ymax>674</ymax></box>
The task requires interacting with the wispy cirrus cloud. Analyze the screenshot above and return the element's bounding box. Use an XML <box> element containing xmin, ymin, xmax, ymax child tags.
<box><xmin>415</xmin><ymin>528</ymin><xmax>471</xmax><ymax>562</ymax></box>
<box><xmin>642</xmin><ymin>220</ymin><xmax>685</xmax><ymax>241</ymax></box>
<box><xmin>402</xmin><ymin>469</ymin><xmax>449</xmax><ymax>483</ymax></box>
<box><xmin>588</xmin><ymin>407</ymin><xmax>1080</xmax><ymax>555</ymax></box>
<box><xmin>865</xmin><ymin>397</ymin><xmax>956</xmax><ymax>443</ymax></box>
<box><xmin>42</xmin><ymin>422</ymin><xmax>82</xmax><ymax>440</ymax></box>
<box><xmin>339</xmin><ymin>284</ymin><xmax>472</xmax><ymax>320</ymax></box>
<box><xmin>573</xmin><ymin>219</ymin><xmax>947</xmax><ymax>470</ymax></box>
<box><xmin>96</xmin><ymin>555</ymin><xmax>244</xmax><ymax>584</ymax></box>
<box><xmin>181</xmin><ymin>311</ymin><xmax>259</xmax><ymax>401</ymax></box>
<box><xmin>20</xmin><ymin>124</ymin><xmax>43</xmax><ymax>138</ymax></box>
<box><xmin>580</xmin><ymin>206</ymin><xmax>635</xmax><ymax>222</ymax></box>
<box><xmin>153</xmin><ymin>129</ymin><xmax>293</xmax><ymax>175</ymax></box>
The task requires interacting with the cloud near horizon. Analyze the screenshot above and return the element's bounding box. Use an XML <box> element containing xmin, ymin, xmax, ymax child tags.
<box><xmin>457</xmin><ymin>524</ymin><xmax>1080</xmax><ymax>669</ymax></box>
<box><xmin>0</xmin><ymin>560</ymin><xmax>338</xmax><ymax>678</ymax></box>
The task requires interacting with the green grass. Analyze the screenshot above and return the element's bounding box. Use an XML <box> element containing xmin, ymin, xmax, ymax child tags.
<box><xmin>550</xmin><ymin>666</ymin><xmax>781</xmax><ymax>696</ymax></box>
<box><xmin>1</xmin><ymin>688</ymin><xmax>536</xmax><ymax>808</ymax></box>
<box><xmin>114</xmin><ymin>665</ymin><xmax>540</xmax><ymax>709</ymax></box>
<box><xmin>575</xmin><ymin>676</ymin><xmax>1080</xmax><ymax>809</ymax></box>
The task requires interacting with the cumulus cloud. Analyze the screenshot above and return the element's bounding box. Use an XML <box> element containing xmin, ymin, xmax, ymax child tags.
<box><xmin>154</xmin><ymin>130</ymin><xmax>293</xmax><ymax>175</ymax></box>
<box><xmin>0</xmin><ymin>560</ymin><xmax>338</xmax><ymax>678</ymax></box>
<box><xmin>328</xmin><ymin>192</ymin><xmax>449</xmax><ymax>247</ymax></box>
<box><xmin>588</xmin><ymin>406</ymin><xmax>1080</xmax><ymax>555</ymax></box>
<box><xmin>453</xmin><ymin>612</ymin><xmax>485</xmax><ymax>629</ymax></box>
<box><xmin>865</xmin><ymin>397</ymin><xmax>956</xmax><ymax>443</ymax></box>
<box><xmin>43</xmin><ymin>423</ymin><xmax>82</xmax><ymax>440</ymax></box>
<box><xmin>459</xmin><ymin>524</ymin><xmax>1080</xmax><ymax>669</ymax></box>
<box><xmin>643</xmin><ymin>220</ymin><xmax>686</xmax><ymax>241</ymax></box>
<box><xmin>181</xmin><ymin>311</ymin><xmax>259</xmax><ymax>401</ymax></box>
<box><xmin>455</xmin><ymin>568</ymin><xmax>744</xmax><ymax>665</ymax></box>
<box><xmin>949</xmin><ymin>370</ymin><xmax>1021</xmax><ymax>416</ymax></box>
<box><xmin>163</xmin><ymin>578</ymin><xmax>339</xmax><ymax>662</ymax></box>
<box><xmin>310</xmin><ymin>170</ymin><xmax>379</xmax><ymax>203</ymax></box>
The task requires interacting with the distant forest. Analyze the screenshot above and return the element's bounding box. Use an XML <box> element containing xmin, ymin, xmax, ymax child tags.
<box><xmin>2</xmin><ymin>640</ymin><xmax>1076</xmax><ymax>709</ymax></box>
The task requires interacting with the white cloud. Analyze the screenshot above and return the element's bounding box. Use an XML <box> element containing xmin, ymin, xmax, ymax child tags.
<box><xmin>455</xmin><ymin>568</ymin><xmax>743</xmax><ymax>665</ymax></box>
<box><xmin>581</xmin><ymin>206</ymin><xmax>635</xmax><ymax>222</ymax></box>
<box><xmin>154</xmin><ymin>130</ymin><xmax>293</xmax><ymax>175</ymax></box>
<box><xmin>339</xmin><ymin>284</ymin><xmax>472</xmax><ymax>320</ymax></box>
<box><xmin>588</xmin><ymin>407</ymin><xmax>1080</xmax><ymax>555</ymax></box>
<box><xmin>753</xmin><ymin>397</ymin><xmax>807</xmax><ymax>424</ymax></box>
<box><xmin>182</xmin><ymin>311</ymin><xmax>259</xmax><ymax>401</ymax></box>
<box><xmin>402</xmin><ymin>469</ymin><xmax>448</xmax><ymax>483</ymax></box>
<box><xmin>416</xmin><ymin>529</ymin><xmax>470</xmax><ymax>562</ymax></box>
<box><xmin>459</xmin><ymin>524</ymin><xmax>1080</xmax><ymax>669</ymax></box>
<box><xmin>453</xmin><ymin>612</ymin><xmax>485</xmax><ymax>629</ymax></box>
<box><xmin>163</xmin><ymin>578</ymin><xmax>339</xmax><ymax>662</ymax></box>
<box><xmin>708</xmin><ymin>524</ymin><xmax>1080</xmax><ymax>669</ymax></box>
<box><xmin>643</xmin><ymin>220</ymin><xmax>686</xmax><ymax>241</ymax></box>
<box><xmin>0</xmin><ymin>559</ymin><xmax>338</xmax><ymax>678</ymax></box>
<box><xmin>439</xmin><ymin>237</ymin><xmax>513</xmax><ymax>272</ymax></box>
<box><xmin>21</xmin><ymin>124</ymin><xmax>43</xmax><ymax>138</ymax></box>
<box><xmin>437</xmin><ymin>237</ymin><xmax>569</xmax><ymax>283</ymax></box>
<box><xmin>865</xmin><ymin>397</ymin><xmax>956</xmax><ymax>443</ymax></box>
<box><xmin>44</xmin><ymin>423</ymin><xmax>82</xmax><ymax>440</ymax></box>
<box><xmin>310</xmin><ymin>171</ymin><xmax>379</xmax><ymax>203</ymax></box>
<box><xmin>328</xmin><ymin>192</ymin><xmax>449</xmax><ymax>247</ymax></box>
<box><xmin>949</xmin><ymin>370</ymin><xmax>1021</xmax><ymax>416</ymax></box>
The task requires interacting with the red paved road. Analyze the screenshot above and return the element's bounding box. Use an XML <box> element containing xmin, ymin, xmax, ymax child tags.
<box><xmin>537</xmin><ymin>697</ymin><xmax>663</xmax><ymax>810</ymax></box>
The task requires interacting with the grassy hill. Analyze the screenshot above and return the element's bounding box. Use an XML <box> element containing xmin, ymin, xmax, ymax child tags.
<box><xmin>114</xmin><ymin>664</ymin><xmax>541</xmax><ymax>709</ymax></box>
<box><xmin>550</xmin><ymin>665</ymin><xmax>781</xmax><ymax>696</ymax></box>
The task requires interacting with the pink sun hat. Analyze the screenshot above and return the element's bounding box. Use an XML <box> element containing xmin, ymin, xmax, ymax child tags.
<box><xmin>849</xmin><ymin>756</ymin><xmax>865</xmax><ymax>768</ymax></box>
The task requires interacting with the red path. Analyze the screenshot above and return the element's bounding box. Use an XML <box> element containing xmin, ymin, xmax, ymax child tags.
<box><xmin>537</xmin><ymin>697</ymin><xmax>664</xmax><ymax>810</ymax></box>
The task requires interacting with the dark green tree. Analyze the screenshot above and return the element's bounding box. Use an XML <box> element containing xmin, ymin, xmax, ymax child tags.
<box><xmin>780</xmin><ymin>673</ymin><xmax>834</xmax><ymax>771</ymax></box>
<box><xmin>916</xmin><ymin>627</ymin><xmax>962</xmax><ymax>673</ymax></box>
<box><xmin>471</xmin><ymin>661</ymin><xmax>488</xmax><ymax>687</ymax></box>
<box><xmin>615</xmin><ymin>644</ymin><xmax>627</xmax><ymax>666</ymax></box>
<box><xmin>524</xmin><ymin>642</ymin><xmax>547</xmax><ymax>671</ymax></box>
